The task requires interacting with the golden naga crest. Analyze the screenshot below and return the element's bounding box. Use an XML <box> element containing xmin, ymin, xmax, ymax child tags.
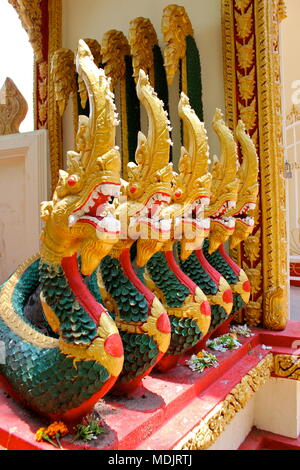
<box><xmin>118</xmin><ymin>69</ymin><xmax>174</xmax><ymax>266</ymax></box>
<box><xmin>162</xmin><ymin>4</ymin><xmax>194</xmax><ymax>85</ymax></box>
<box><xmin>128</xmin><ymin>17</ymin><xmax>158</xmax><ymax>83</ymax></box>
<box><xmin>205</xmin><ymin>110</ymin><xmax>241</xmax><ymax>254</ymax></box>
<box><xmin>40</xmin><ymin>40</ymin><xmax>121</xmax><ymax>275</ymax></box>
<box><xmin>168</xmin><ymin>93</ymin><xmax>212</xmax><ymax>260</ymax></box>
<box><xmin>227</xmin><ymin>121</ymin><xmax>259</xmax><ymax>249</ymax></box>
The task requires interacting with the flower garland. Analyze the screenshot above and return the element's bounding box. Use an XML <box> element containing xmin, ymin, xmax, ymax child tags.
<box><xmin>207</xmin><ymin>333</ymin><xmax>242</xmax><ymax>353</ymax></box>
<box><xmin>186</xmin><ymin>351</ymin><xmax>219</xmax><ymax>373</ymax></box>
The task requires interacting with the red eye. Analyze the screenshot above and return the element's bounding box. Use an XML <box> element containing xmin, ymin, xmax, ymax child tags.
<box><xmin>175</xmin><ymin>190</ymin><xmax>182</xmax><ymax>199</ymax></box>
<box><xmin>130</xmin><ymin>185</ymin><xmax>137</xmax><ymax>194</ymax></box>
<box><xmin>68</xmin><ymin>176</ymin><xmax>77</xmax><ymax>187</ymax></box>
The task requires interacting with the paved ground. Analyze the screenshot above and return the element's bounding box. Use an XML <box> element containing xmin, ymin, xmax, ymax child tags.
<box><xmin>290</xmin><ymin>286</ymin><xmax>300</xmax><ymax>321</ymax></box>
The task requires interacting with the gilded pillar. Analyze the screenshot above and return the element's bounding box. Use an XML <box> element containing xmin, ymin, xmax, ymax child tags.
<box><xmin>222</xmin><ymin>0</ymin><xmax>288</xmax><ymax>330</ymax></box>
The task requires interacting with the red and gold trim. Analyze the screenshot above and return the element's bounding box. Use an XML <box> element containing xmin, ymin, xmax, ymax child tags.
<box><xmin>222</xmin><ymin>0</ymin><xmax>288</xmax><ymax>330</ymax></box>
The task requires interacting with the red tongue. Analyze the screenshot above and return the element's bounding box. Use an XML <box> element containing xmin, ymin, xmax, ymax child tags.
<box><xmin>148</xmin><ymin>201</ymin><xmax>162</xmax><ymax>218</ymax></box>
<box><xmin>87</xmin><ymin>194</ymin><xmax>108</xmax><ymax>217</ymax></box>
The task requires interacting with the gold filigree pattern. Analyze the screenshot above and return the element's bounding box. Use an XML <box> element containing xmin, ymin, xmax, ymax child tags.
<box><xmin>78</xmin><ymin>39</ymin><xmax>102</xmax><ymax>110</ymax></box>
<box><xmin>128</xmin><ymin>17</ymin><xmax>158</xmax><ymax>85</ymax></box>
<box><xmin>101</xmin><ymin>30</ymin><xmax>130</xmax><ymax>90</ymax></box>
<box><xmin>178</xmin><ymin>354</ymin><xmax>273</xmax><ymax>450</ymax></box>
<box><xmin>236</xmin><ymin>37</ymin><xmax>255</xmax><ymax>69</ymax></box>
<box><xmin>47</xmin><ymin>0</ymin><xmax>62</xmax><ymax>191</ymax></box>
<box><xmin>274</xmin><ymin>355</ymin><xmax>300</xmax><ymax>381</ymax></box>
<box><xmin>8</xmin><ymin>0</ymin><xmax>43</xmax><ymax>63</ymax></box>
<box><xmin>222</xmin><ymin>0</ymin><xmax>288</xmax><ymax>330</ymax></box>
<box><xmin>162</xmin><ymin>4</ymin><xmax>193</xmax><ymax>85</ymax></box>
<box><xmin>51</xmin><ymin>48</ymin><xmax>76</xmax><ymax>117</ymax></box>
<box><xmin>0</xmin><ymin>78</ymin><xmax>28</xmax><ymax>135</ymax></box>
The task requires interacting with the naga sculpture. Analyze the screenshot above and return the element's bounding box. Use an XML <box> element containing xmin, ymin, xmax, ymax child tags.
<box><xmin>178</xmin><ymin>110</ymin><xmax>239</xmax><ymax>338</ymax></box>
<box><xmin>0</xmin><ymin>41</ymin><xmax>124</xmax><ymax>421</ymax></box>
<box><xmin>141</xmin><ymin>93</ymin><xmax>212</xmax><ymax>372</ymax></box>
<box><xmin>96</xmin><ymin>69</ymin><xmax>172</xmax><ymax>394</ymax></box>
<box><xmin>202</xmin><ymin>121</ymin><xmax>259</xmax><ymax>323</ymax></box>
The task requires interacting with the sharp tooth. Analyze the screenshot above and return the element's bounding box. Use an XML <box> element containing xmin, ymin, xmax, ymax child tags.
<box><xmin>228</xmin><ymin>201</ymin><xmax>236</xmax><ymax>209</ymax></box>
<box><xmin>248</xmin><ymin>203</ymin><xmax>256</xmax><ymax>211</ymax></box>
<box><xmin>68</xmin><ymin>214</ymin><xmax>78</xmax><ymax>227</ymax></box>
<box><xmin>160</xmin><ymin>219</ymin><xmax>171</xmax><ymax>231</ymax></box>
<box><xmin>99</xmin><ymin>213</ymin><xmax>120</xmax><ymax>232</ymax></box>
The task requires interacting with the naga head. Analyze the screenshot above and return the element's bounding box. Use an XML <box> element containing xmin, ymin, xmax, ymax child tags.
<box><xmin>227</xmin><ymin>121</ymin><xmax>259</xmax><ymax>249</ymax></box>
<box><xmin>119</xmin><ymin>69</ymin><xmax>173</xmax><ymax>267</ymax></box>
<box><xmin>170</xmin><ymin>93</ymin><xmax>212</xmax><ymax>260</ymax></box>
<box><xmin>205</xmin><ymin>110</ymin><xmax>240</xmax><ymax>254</ymax></box>
<box><xmin>40</xmin><ymin>40</ymin><xmax>121</xmax><ymax>275</ymax></box>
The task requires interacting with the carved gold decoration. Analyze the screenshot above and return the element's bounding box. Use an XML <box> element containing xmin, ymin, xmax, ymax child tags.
<box><xmin>162</xmin><ymin>4</ymin><xmax>193</xmax><ymax>85</ymax></box>
<box><xmin>222</xmin><ymin>0</ymin><xmax>288</xmax><ymax>330</ymax></box>
<box><xmin>172</xmin><ymin>93</ymin><xmax>212</xmax><ymax>259</ymax></box>
<box><xmin>243</xmin><ymin>265</ymin><xmax>262</xmax><ymax>295</ymax></box>
<box><xmin>8</xmin><ymin>0</ymin><xmax>43</xmax><ymax>63</ymax></box>
<box><xmin>286</xmin><ymin>105</ymin><xmax>300</xmax><ymax>126</ymax></box>
<box><xmin>78</xmin><ymin>39</ymin><xmax>102</xmax><ymax>109</ymax></box>
<box><xmin>274</xmin><ymin>355</ymin><xmax>300</xmax><ymax>381</ymax></box>
<box><xmin>101</xmin><ymin>30</ymin><xmax>130</xmax><ymax>176</ymax></box>
<box><xmin>51</xmin><ymin>49</ymin><xmax>76</xmax><ymax>117</ymax></box>
<box><xmin>128</xmin><ymin>17</ymin><xmax>158</xmax><ymax>85</ymax></box>
<box><xmin>101</xmin><ymin>30</ymin><xmax>130</xmax><ymax>90</ymax></box>
<box><xmin>48</xmin><ymin>0</ymin><xmax>63</xmax><ymax>192</ymax></box>
<box><xmin>0</xmin><ymin>77</ymin><xmax>28</xmax><ymax>135</ymax></box>
<box><xmin>206</xmin><ymin>110</ymin><xmax>239</xmax><ymax>218</ymax></box>
<box><xmin>40</xmin><ymin>40</ymin><xmax>121</xmax><ymax>273</ymax></box>
<box><xmin>178</xmin><ymin>354</ymin><xmax>273</xmax><ymax>450</ymax></box>
<box><xmin>8</xmin><ymin>0</ymin><xmax>63</xmax><ymax>191</ymax></box>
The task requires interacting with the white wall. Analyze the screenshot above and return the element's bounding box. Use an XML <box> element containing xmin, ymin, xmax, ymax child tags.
<box><xmin>61</xmin><ymin>0</ymin><xmax>224</xmax><ymax>168</ymax></box>
<box><xmin>0</xmin><ymin>131</ymin><xmax>48</xmax><ymax>284</ymax></box>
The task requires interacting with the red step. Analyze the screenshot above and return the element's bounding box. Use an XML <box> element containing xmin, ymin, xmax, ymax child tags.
<box><xmin>240</xmin><ymin>428</ymin><xmax>300</xmax><ymax>450</ymax></box>
<box><xmin>0</xmin><ymin>322</ymin><xmax>299</xmax><ymax>450</ymax></box>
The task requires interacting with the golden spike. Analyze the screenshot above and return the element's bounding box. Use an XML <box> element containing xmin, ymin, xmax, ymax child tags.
<box><xmin>51</xmin><ymin>48</ymin><xmax>77</xmax><ymax>117</ymax></box>
<box><xmin>229</xmin><ymin>120</ymin><xmax>259</xmax><ymax>249</ymax></box>
<box><xmin>127</xmin><ymin>69</ymin><xmax>173</xmax><ymax>188</ymax></box>
<box><xmin>128</xmin><ymin>17</ymin><xmax>158</xmax><ymax>84</ymax></box>
<box><xmin>162</xmin><ymin>4</ymin><xmax>193</xmax><ymax>85</ymax></box>
<box><xmin>101</xmin><ymin>30</ymin><xmax>130</xmax><ymax>90</ymax></box>
<box><xmin>206</xmin><ymin>109</ymin><xmax>240</xmax><ymax>217</ymax></box>
<box><xmin>76</xmin><ymin>39</ymin><xmax>120</xmax><ymax>173</ymax></box>
<box><xmin>78</xmin><ymin>38</ymin><xmax>102</xmax><ymax>109</ymax></box>
<box><xmin>178</xmin><ymin>92</ymin><xmax>211</xmax><ymax>188</ymax></box>
<box><xmin>235</xmin><ymin>120</ymin><xmax>259</xmax><ymax>205</ymax></box>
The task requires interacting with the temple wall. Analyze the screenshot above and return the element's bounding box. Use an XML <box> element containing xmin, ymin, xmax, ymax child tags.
<box><xmin>0</xmin><ymin>131</ymin><xmax>48</xmax><ymax>283</ymax></box>
<box><xmin>61</xmin><ymin>0</ymin><xmax>225</xmax><ymax>167</ymax></box>
<box><xmin>209</xmin><ymin>377</ymin><xmax>300</xmax><ymax>450</ymax></box>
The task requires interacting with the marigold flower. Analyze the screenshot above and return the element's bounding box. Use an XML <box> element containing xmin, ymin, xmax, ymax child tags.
<box><xmin>197</xmin><ymin>352</ymin><xmax>204</xmax><ymax>358</ymax></box>
<box><xmin>35</xmin><ymin>428</ymin><xmax>46</xmax><ymax>442</ymax></box>
<box><xmin>46</xmin><ymin>421</ymin><xmax>69</xmax><ymax>439</ymax></box>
